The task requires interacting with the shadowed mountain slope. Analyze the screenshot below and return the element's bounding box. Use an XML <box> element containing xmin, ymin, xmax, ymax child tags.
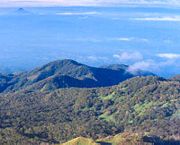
<box><xmin>0</xmin><ymin>59</ymin><xmax>155</xmax><ymax>93</ymax></box>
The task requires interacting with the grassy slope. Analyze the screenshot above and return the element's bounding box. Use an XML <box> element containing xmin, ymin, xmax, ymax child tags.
<box><xmin>60</xmin><ymin>132</ymin><xmax>151</xmax><ymax>145</ymax></box>
<box><xmin>61</xmin><ymin>137</ymin><xmax>99</xmax><ymax>145</ymax></box>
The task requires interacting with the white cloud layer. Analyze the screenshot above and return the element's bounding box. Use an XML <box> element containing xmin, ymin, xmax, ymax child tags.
<box><xmin>127</xmin><ymin>58</ymin><xmax>178</xmax><ymax>73</ymax></box>
<box><xmin>114</xmin><ymin>51</ymin><xmax>180</xmax><ymax>73</ymax></box>
<box><xmin>133</xmin><ymin>16</ymin><xmax>180</xmax><ymax>22</ymax></box>
<box><xmin>56</xmin><ymin>11</ymin><xmax>100</xmax><ymax>16</ymax></box>
<box><xmin>1</xmin><ymin>0</ymin><xmax>180</xmax><ymax>7</ymax></box>
<box><xmin>113</xmin><ymin>51</ymin><xmax>143</xmax><ymax>61</ymax></box>
<box><xmin>128</xmin><ymin>60</ymin><xmax>154</xmax><ymax>72</ymax></box>
<box><xmin>157</xmin><ymin>53</ymin><xmax>180</xmax><ymax>59</ymax></box>
<box><xmin>87</xmin><ymin>56</ymin><xmax>109</xmax><ymax>61</ymax></box>
<box><xmin>114</xmin><ymin>37</ymin><xmax>149</xmax><ymax>42</ymax></box>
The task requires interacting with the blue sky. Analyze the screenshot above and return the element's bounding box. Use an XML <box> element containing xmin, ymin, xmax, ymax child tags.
<box><xmin>0</xmin><ymin>4</ymin><xmax>180</xmax><ymax>77</ymax></box>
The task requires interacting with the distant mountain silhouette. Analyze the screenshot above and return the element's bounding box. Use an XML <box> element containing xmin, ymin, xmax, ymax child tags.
<box><xmin>14</xmin><ymin>8</ymin><xmax>30</xmax><ymax>15</ymax></box>
<box><xmin>0</xmin><ymin>59</ymin><xmax>155</xmax><ymax>92</ymax></box>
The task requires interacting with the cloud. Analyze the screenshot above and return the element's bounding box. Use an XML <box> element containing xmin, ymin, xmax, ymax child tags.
<box><xmin>69</xmin><ymin>37</ymin><xmax>102</xmax><ymax>43</ymax></box>
<box><xmin>157</xmin><ymin>53</ymin><xmax>180</xmax><ymax>59</ymax></box>
<box><xmin>114</xmin><ymin>37</ymin><xmax>149</xmax><ymax>42</ymax></box>
<box><xmin>113</xmin><ymin>51</ymin><xmax>143</xmax><ymax>61</ymax></box>
<box><xmin>133</xmin><ymin>16</ymin><xmax>180</xmax><ymax>22</ymax></box>
<box><xmin>56</xmin><ymin>11</ymin><xmax>100</xmax><ymax>16</ymax></box>
<box><xmin>116</xmin><ymin>37</ymin><xmax>133</xmax><ymax>41</ymax></box>
<box><xmin>127</xmin><ymin>59</ymin><xmax>169</xmax><ymax>72</ymax></box>
<box><xmin>1</xmin><ymin>0</ymin><xmax>180</xmax><ymax>7</ymax></box>
<box><xmin>127</xmin><ymin>58</ymin><xmax>179</xmax><ymax>74</ymax></box>
<box><xmin>114</xmin><ymin>51</ymin><xmax>180</xmax><ymax>75</ymax></box>
<box><xmin>87</xmin><ymin>56</ymin><xmax>108</xmax><ymax>61</ymax></box>
<box><xmin>74</xmin><ymin>55</ymin><xmax>110</xmax><ymax>65</ymax></box>
<box><xmin>64</xmin><ymin>37</ymin><xmax>149</xmax><ymax>43</ymax></box>
<box><xmin>128</xmin><ymin>60</ymin><xmax>154</xmax><ymax>72</ymax></box>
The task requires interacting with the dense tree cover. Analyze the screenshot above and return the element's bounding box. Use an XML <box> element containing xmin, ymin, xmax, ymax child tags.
<box><xmin>0</xmin><ymin>76</ymin><xmax>179</xmax><ymax>145</ymax></box>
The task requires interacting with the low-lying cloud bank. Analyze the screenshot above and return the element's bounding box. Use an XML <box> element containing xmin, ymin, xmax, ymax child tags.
<box><xmin>133</xmin><ymin>16</ymin><xmax>180</xmax><ymax>22</ymax></box>
<box><xmin>157</xmin><ymin>53</ymin><xmax>180</xmax><ymax>59</ymax></box>
<box><xmin>113</xmin><ymin>51</ymin><xmax>180</xmax><ymax>75</ymax></box>
<box><xmin>113</xmin><ymin>51</ymin><xmax>143</xmax><ymax>61</ymax></box>
<box><xmin>1</xmin><ymin>0</ymin><xmax>180</xmax><ymax>7</ymax></box>
<box><xmin>55</xmin><ymin>11</ymin><xmax>100</xmax><ymax>16</ymax></box>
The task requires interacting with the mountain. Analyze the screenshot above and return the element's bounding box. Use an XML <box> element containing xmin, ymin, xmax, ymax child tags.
<box><xmin>0</xmin><ymin>76</ymin><xmax>179</xmax><ymax>144</ymax></box>
<box><xmin>14</xmin><ymin>8</ymin><xmax>30</xmax><ymax>15</ymax></box>
<box><xmin>0</xmin><ymin>59</ymin><xmax>155</xmax><ymax>93</ymax></box>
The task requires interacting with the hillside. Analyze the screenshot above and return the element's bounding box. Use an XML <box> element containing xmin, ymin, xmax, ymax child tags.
<box><xmin>61</xmin><ymin>137</ymin><xmax>99</xmax><ymax>145</ymax></box>
<box><xmin>171</xmin><ymin>75</ymin><xmax>180</xmax><ymax>81</ymax></box>
<box><xmin>60</xmin><ymin>133</ymin><xmax>143</xmax><ymax>145</ymax></box>
<box><xmin>61</xmin><ymin>132</ymin><xmax>180</xmax><ymax>145</ymax></box>
<box><xmin>0</xmin><ymin>76</ymin><xmax>179</xmax><ymax>144</ymax></box>
<box><xmin>0</xmin><ymin>59</ymin><xmax>154</xmax><ymax>93</ymax></box>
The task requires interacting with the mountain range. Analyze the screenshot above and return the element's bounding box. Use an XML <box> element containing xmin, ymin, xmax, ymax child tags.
<box><xmin>0</xmin><ymin>59</ymin><xmax>179</xmax><ymax>145</ymax></box>
<box><xmin>0</xmin><ymin>59</ymin><xmax>154</xmax><ymax>93</ymax></box>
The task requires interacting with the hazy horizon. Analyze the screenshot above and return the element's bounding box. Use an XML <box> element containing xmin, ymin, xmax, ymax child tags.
<box><xmin>0</xmin><ymin>5</ymin><xmax>180</xmax><ymax>77</ymax></box>
<box><xmin>1</xmin><ymin>0</ymin><xmax>180</xmax><ymax>7</ymax></box>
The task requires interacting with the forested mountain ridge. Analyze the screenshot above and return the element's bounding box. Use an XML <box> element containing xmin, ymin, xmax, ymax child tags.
<box><xmin>0</xmin><ymin>76</ymin><xmax>179</xmax><ymax>145</ymax></box>
<box><xmin>0</xmin><ymin>59</ymin><xmax>154</xmax><ymax>93</ymax></box>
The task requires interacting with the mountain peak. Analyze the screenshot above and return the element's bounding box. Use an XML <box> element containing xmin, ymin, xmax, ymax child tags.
<box><xmin>56</xmin><ymin>59</ymin><xmax>82</xmax><ymax>65</ymax></box>
<box><xmin>17</xmin><ymin>8</ymin><xmax>25</xmax><ymax>11</ymax></box>
<box><xmin>15</xmin><ymin>8</ymin><xmax>29</xmax><ymax>14</ymax></box>
<box><xmin>41</xmin><ymin>59</ymin><xmax>84</xmax><ymax>70</ymax></box>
